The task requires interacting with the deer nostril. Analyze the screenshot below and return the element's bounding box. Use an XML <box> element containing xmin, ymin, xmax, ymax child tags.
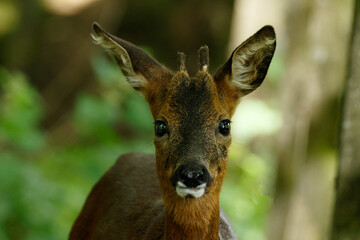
<box><xmin>184</xmin><ymin>170</ymin><xmax>202</xmax><ymax>179</ymax></box>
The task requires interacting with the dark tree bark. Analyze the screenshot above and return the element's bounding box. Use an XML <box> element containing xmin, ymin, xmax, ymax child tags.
<box><xmin>332</xmin><ymin>1</ymin><xmax>360</xmax><ymax>239</ymax></box>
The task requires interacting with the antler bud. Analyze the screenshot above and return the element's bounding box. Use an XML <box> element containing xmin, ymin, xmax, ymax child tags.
<box><xmin>177</xmin><ymin>52</ymin><xmax>187</xmax><ymax>72</ymax></box>
<box><xmin>198</xmin><ymin>45</ymin><xmax>209</xmax><ymax>71</ymax></box>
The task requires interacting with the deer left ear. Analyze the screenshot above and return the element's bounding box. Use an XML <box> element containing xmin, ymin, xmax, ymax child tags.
<box><xmin>215</xmin><ymin>25</ymin><xmax>276</xmax><ymax>96</ymax></box>
<box><xmin>91</xmin><ymin>22</ymin><xmax>173</xmax><ymax>94</ymax></box>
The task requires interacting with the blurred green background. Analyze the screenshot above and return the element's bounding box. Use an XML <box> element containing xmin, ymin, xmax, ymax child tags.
<box><xmin>0</xmin><ymin>0</ymin><xmax>354</xmax><ymax>239</ymax></box>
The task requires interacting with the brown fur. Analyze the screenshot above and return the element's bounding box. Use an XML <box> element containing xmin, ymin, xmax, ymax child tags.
<box><xmin>69</xmin><ymin>23</ymin><xmax>276</xmax><ymax>240</ymax></box>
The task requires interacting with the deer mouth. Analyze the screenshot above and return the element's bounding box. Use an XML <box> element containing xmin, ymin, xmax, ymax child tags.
<box><xmin>175</xmin><ymin>182</ymin><xmax>207</xmax><ymax>198</ymax></box>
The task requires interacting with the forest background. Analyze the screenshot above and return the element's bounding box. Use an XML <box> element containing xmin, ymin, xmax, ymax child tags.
<box><xmin>0</xmin><ymin>0</ymin><xmax>356</xmax><ymax>239</ymax></box>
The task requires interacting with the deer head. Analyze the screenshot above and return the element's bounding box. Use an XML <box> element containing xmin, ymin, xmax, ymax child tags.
<box><xmin>92</xmin><ymin>22</ymin><xmax>275</xmax><ymax>227</ymax></box>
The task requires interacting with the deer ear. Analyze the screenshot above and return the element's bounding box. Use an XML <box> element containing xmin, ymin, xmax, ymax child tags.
<box><xmin>214</xmin><ymin>25</ymin><xmax>276</xmax><ymax>96</ymax></box>
<box><xmin>91</xmin><ymin>22</ymin><xmax>173</xmax><ymax>92</ymax></box>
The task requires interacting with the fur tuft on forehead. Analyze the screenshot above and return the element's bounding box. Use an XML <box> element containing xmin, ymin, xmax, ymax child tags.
<box><xmin>170</xmin><ymin>69</ymin><xmax>215</xmax><ymax>92</ymax></box>
<box><xmin>168</xmin><ymin>70</ymin><xmax>218</xmax><ymax>112</ymax></box>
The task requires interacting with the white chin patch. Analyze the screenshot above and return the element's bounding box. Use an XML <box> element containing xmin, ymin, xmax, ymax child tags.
<box><xmin>175</xmin><ymin>182</ymin><xmax>206</xmax><ymax>198</ymax></box>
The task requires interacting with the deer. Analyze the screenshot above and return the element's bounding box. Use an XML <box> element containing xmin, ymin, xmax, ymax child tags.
<box><xmin>69</xmin><ymin>22</ymin><xmax>276</xmax><ymax>240</ymax></box>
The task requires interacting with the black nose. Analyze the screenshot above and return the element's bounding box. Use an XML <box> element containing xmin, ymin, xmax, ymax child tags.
<box><xmin>170</xmin><ymin>163</ymin><xmax>211</xmax><ymax>188</ymax></box>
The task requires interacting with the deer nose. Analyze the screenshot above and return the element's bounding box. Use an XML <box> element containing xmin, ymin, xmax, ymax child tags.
<box><xmin>174</xmin><ymin>164</ymin><xmax>210</xmax><ymax>188</ymax></box>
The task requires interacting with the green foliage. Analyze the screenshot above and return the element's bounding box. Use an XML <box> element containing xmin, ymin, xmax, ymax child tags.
<box><xmin>0</xmin><ymin>57</ymin><xmax>274</xmax><ymax>239</ymax></box>
<box><xmin>0</xmin><ymin>68</ymin><xmax>44</xmax><ymax>152</ymax></box>
<box><xmin>221</xmin><ymin>142</ymin><xmax>275</xmax><ymax>240</ymax></box>
<box><xmin>0</xmin><ymin>68</ymin><xmax>59</xmax><ymax>240</ymax></box>
<box><xmin>0</xmin><ymin>61</ymin><xmax>154</xmax><ymax>239</ymax></box>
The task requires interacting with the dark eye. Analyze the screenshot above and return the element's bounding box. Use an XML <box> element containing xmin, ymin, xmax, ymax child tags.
<box><xmin>154</xmin><ymin>120</ymin><xmax>168</xmax><ymax>137</ymax></box>
<box><xmin>219</xmin><ymin>119</ymin><xmax>231</xmax><ymax>136</ymax></box>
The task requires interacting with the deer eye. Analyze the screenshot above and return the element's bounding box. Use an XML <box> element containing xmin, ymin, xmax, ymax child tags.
<box><xmin>154</xmin><ymin>120</ymin><xmax>168</xmax><ymax>137</ymax></box>
<box><xmin>219</xmin><ymin>119</ymin><xmax>231</xmax><ymax>136</ymax></box>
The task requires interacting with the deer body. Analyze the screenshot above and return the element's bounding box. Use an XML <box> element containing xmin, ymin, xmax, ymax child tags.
<box><xmin>69</xmin><ymin>23</ymin><xmax>276</xmax><ymax>240</ymax></box>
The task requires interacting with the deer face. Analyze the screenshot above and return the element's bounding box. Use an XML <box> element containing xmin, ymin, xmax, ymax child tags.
<box><xmin>92</xmin><ymin>23</ymin><xmax>276</xmax><ymax>199</ymax></box>
<box><xmin>152</xmin><ymin>70</ymin><xmax>231</xmax><ymax>199</ymax></box>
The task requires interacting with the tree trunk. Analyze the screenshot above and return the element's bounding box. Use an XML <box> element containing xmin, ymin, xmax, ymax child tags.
<box><xmin>268</xmin><ymin>0</ymin><xmax>352</xmax><ymax>239</ymax></box>
<box><xmin>331</xmin><ymin>1</ymin><xmax>360</xmax><ymax>239</ymax></box>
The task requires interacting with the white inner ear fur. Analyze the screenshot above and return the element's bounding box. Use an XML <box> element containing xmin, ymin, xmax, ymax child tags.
<box><xmin>231</xmin><ymin>37</ymin><xmax>275</xmax><ymax>90</ymax></box>
<box><xmin>91</xmin><ymin>33</ymin><xmax>146</xmax><ymax>89</ymax></box>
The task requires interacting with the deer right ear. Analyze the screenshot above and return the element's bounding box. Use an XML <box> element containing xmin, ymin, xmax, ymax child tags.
<box><xmin>214</xmin><ymin>25</ymin><xmax>276</xmax><ymax>96</ymax></box>
<box><xmin>91</xmin><ymin>22</ymin><xmax>173</xmax><ymax>93</ymax></box>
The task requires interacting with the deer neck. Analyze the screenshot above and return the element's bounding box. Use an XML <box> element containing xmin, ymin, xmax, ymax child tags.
<box><xmin>162</xmin><ymin>191</ymin><xmax>221</xmax><ymax>240</ymax></box>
